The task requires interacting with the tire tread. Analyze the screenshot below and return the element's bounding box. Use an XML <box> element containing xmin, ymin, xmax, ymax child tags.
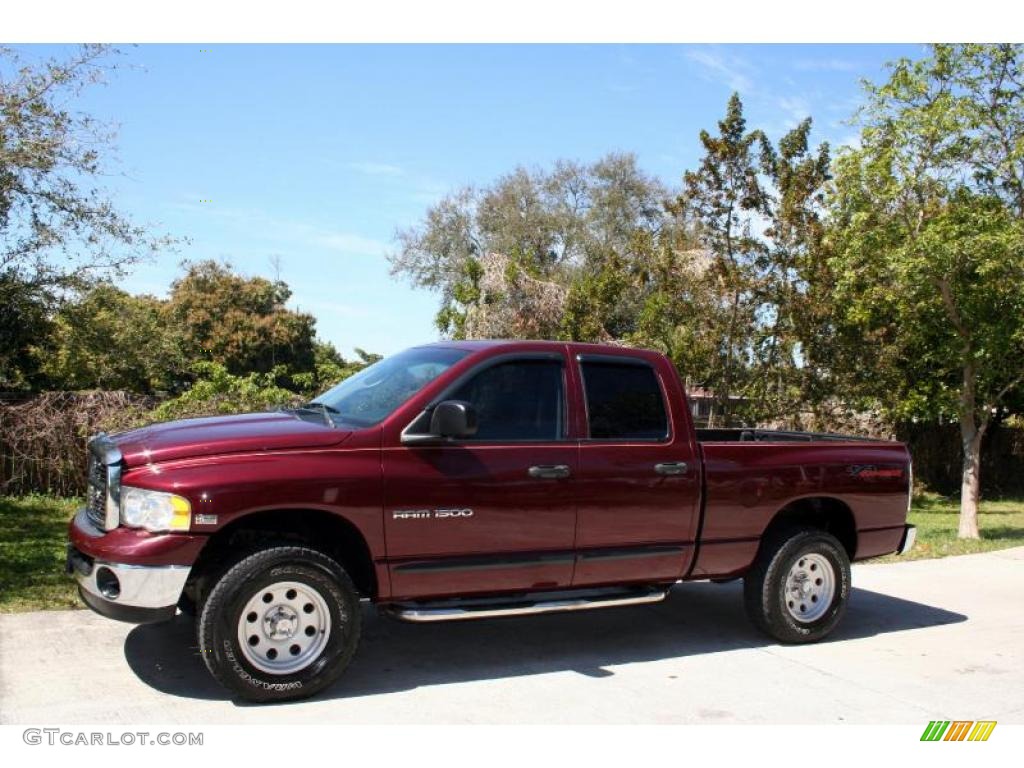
<box><xmin>743</xmin><ymin>527</ymin><xmax>850</xmax><ymax>644</ymax></box>
<box><xmin>197</xmin><ymin>545</ymin><xmax>361</xmax><ymax>702</ymax></box>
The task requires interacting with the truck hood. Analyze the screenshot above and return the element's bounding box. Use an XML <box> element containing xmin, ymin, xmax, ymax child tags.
<box><xmin>112</xmin><ymin>411</ymin><xmax>352</xmax><ymax>466</ymax></box>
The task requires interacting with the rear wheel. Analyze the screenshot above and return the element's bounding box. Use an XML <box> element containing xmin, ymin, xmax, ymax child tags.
<box><xmin>197</xmin><ymin>546</ymin><xmax>362</xmax><ymax>702</ymax></box>
<box><xmin>743</xmin><ymin>528</ymin><xmax>850</xmax><ymax>643</ymax></box>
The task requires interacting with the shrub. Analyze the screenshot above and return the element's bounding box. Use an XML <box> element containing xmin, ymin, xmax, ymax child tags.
<box><xmin>151</xmin><ymin>362</ymin><xmax>301</xmax><ymax>422</ymax></box>
<box><xmin>0</xmin><ymin>391</ymin><xmax>152</xmax><ymax>497</ymax></box>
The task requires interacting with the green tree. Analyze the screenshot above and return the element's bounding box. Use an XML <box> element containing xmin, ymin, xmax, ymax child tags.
<box><xmin>390</xmin><ymin>154</ymin><xmax>681</xmax><ymax>338</ymax></box>
<box><xmin>673</xmin><ymin>94</ymin><xmax>770</xmax><ymax>425</ymax></box>
<box><xmin>166</xmin><ymin>260</ymin><xmax>317</xmax><ymax>386</ymax></box>
<box><xmin>152</xmin><ymin>362</ymin><xmax>300</xmax><ymax>421</ymax></box>
<box><xmin>38</xmin><ymin>283</ymin><xmax>182</xmax><ymax>393</ymax></box>
<box><xmin>754</xmin><ymin>116</ymin><xmax>833</xmax><ymax>426</ymax></box>
<box><xmin>668</xmin><ymin>94</ymin><xmax>833</xmax><ymax>427</ymax></box>
<box><xmin>0</xmin><ymin>271</ymin><xmax>51</xmax><ymax>390</ymax></box>
<box><xmin>0</xmin><ymin>45</ymin><xmax>174</xmax><ymax>388</ymax></box>
<box><xmin>829</xmin><ymin>44</ymin><xmax>1024</xmax><ymax>538</ymax></box>
<box><xmin>391</xmin><ymin>109</ymin><xmax>833</xmax><ymax>431</ymax></box>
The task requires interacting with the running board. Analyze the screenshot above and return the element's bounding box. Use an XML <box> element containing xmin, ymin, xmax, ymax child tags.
<box><xmin>384</xmin><ymin>586</ymin><xmax>668</xmax><ymax>623</ymax></box>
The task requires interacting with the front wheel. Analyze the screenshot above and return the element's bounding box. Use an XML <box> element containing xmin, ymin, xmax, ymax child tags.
<box><xmin>197</xmin><ymin>546</ymin><xmax>362</xmax><ymax>702</ymax></box>
<box><xmin>743</xmin><ymin>528</ymin><xmax>851</xmax><ymax>644</ymax></box>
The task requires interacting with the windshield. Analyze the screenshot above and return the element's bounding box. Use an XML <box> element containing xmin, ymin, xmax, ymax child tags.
<box><xmin>312</xmin><ymin>347</ymin><xmax>469</xmax><ymax>427</ymax></box>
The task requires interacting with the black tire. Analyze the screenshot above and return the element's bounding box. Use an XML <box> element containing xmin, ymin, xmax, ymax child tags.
<box><xmin>743</xmin><ymin>527</ymin><xmax>851</xmax><ymax>644</ymax></box>
<box><xmin>197</xmin><ymin>546</ymin><xmax>362</xmax><ymax>703</ymax></box>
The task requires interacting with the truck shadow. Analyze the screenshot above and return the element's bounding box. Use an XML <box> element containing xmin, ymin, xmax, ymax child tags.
<box><xmin>123</xmin><ymin>582</ymin><xmax>966</xmax><ymax>704</ymax></box>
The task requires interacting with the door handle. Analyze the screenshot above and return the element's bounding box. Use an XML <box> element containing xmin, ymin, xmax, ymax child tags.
<box><xmin>654</xmin><ymin>461</ymin><xmax>689</xmax><ymax>476</ymax></box>
<box><xmin>528</xmin><ymin>464</ymin><xmax>571</xmax><ymax>479</ymax></box>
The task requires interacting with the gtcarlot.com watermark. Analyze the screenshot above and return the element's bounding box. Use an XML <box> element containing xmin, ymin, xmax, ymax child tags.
<box><xmin>23</xmin><ymin>729</ymin><xmax>203</xmax><ymax>746</ymax></box>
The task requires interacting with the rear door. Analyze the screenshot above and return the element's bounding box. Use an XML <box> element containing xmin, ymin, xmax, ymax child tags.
<box><xmin>383</xmin><ymin>351</ymin><xmax>578</xmax><ymax>600</ymax></box>
<box><xmin>571</xmin><ymin>352</ymin><xmax>701</xmax><ymax>587</ymax></box>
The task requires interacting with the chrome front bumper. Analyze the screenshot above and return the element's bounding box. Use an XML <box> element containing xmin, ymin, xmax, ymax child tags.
<box><xmin>897</xmin><ymin>524</ymin><xmax>917</xmax><ymax>556</ymax></box>
<box><xmin>67</xmin><ymin>544</ymin><xmax>190</xmax><ymax>623</ymax></box>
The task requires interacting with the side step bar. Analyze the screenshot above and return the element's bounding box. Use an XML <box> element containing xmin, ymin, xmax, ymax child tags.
<box><xmin>384</xmin><ymin>585</ymin><xmax>668</xmax><ymax>623</ymax></box>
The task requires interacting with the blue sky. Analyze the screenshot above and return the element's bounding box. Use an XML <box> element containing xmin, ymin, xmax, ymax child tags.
<box><xmin>15</xmin><ymin>44</ymin><xmax>923</xmax><ymax>357</ymax></box>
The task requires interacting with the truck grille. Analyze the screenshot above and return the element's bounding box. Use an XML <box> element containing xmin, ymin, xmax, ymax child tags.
<box><xmin>86</xmin><ymin>454</ymin><xmax>108</xmax><ymax>530</ymax></box>
<box><xmin>84</xmin><ymin>434</ymin><xmax>122</xmax><ymax>531</ymax></box>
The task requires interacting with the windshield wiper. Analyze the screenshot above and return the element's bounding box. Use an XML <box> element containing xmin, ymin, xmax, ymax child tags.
<box><xmin>287</xmin><ymin>402</ymin><xmax>339</xmax><ymax>427</ymax></box>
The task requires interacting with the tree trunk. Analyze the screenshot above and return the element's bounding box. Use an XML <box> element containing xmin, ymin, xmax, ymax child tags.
<box><xmin>958</xmin><ymin>422</ymin><xmax>982</xmax><ymax>540</ymax></box>
<box><xmin>957</xmin><ymin>360</ymin><xmax>984</xmax><ymax>540</ymax></box>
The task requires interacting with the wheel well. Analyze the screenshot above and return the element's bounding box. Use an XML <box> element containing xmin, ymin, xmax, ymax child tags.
<box><xmin>185</xmin><ymin>509</ymin><xmax>377</xmax><ymax>605</ymax></box>
<box><xmin>762</xmin><ymin>497</ymin><xmax>857</xmax><ymax>559</ymax></box>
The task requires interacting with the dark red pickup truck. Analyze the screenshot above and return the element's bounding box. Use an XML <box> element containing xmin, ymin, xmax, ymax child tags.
<box><xmin>67</xmin><ymin>340</ymin><xmax>914</xmax><ymax>701</ymax></box>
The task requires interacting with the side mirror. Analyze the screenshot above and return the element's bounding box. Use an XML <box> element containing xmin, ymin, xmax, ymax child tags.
<box><xmin>429</xmin><ymin>400</ymin><xmax>478</xmax><ymax>439</ymax></box>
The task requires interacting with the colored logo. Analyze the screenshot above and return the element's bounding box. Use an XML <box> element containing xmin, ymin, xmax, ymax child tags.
<box><xmin>847</xmin><ymin>464</ymin><xmax>904</xmax><ymax>479</ymax></box>
<box><xmin>920</xmin><ymin>721</ymin><xmax>996</xmax><ymax>741</ymax></box>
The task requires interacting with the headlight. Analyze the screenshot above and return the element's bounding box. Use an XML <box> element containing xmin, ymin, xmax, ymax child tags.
<box><xmin>120</xmin><ymin>486</ymin><xmax>191</xmax><ymax>532</ymax></box>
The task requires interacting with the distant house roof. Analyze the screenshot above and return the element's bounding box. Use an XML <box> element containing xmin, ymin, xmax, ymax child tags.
<box><xmin>686</xmin><ymin>387</ymin><xmax>747</xmax><ymax>401</ymax></box>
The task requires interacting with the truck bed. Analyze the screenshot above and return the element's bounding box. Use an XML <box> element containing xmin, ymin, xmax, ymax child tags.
<box><xmin>691</xmin><ymin>433</ymin><xmax>911</xmax><ymax>578</ymax></box>
<box><xmin>696</xmin><ymin>428</ymin><xmax>886</xmax><ymax>443</ymax></box>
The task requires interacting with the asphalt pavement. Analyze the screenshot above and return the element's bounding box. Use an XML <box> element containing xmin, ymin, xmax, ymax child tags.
<box><xmin>2</xmin><ymin>547</ymin><xmax>1022</xmax><ymax>724</ymax></box>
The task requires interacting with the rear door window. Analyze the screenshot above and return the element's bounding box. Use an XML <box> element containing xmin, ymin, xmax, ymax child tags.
<box><xmin>580</xmin><ymin>361</ymin><xmax>669</xmax><ymax>440</ymax></box>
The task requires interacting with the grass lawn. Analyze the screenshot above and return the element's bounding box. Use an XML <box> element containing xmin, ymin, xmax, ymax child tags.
<box><xmin>0</xmin><ymin>494</ymin><xmax>80</xmax><ymax>612</ymax></box>
<box><xmin>874</xmin><ymin>493</ymin><xmax>1024</xmax><ymax>563</ymax></box>
<box><xmin>1</xmin><ymin>492</ymin><xmax>1023</xmax><ymax>613</ymax></box>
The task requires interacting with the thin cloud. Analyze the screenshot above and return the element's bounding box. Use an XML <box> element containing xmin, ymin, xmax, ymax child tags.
<box><xmin>314</xmin><ymin>232</ymin><xmax>389</xmax><ymax>257</ymax></box>
<box><xmin>344</xmin><ymin>163</ymin><xmax>449</xmax><ymax>208</ymax></box>
<box><xmin>685</xmin><ymin>48</ymin><xmax>753</xmax><ymax>94</ymax></box>
<box><xmin>778</xmin><ymin>95</ymin><xmax>812</xmax><ymax>125</ymax></box>
<box><xmin>168</xmin><ymin>200</ymin><xmax>389</xmax><ymax>259</ymax></box>
<box><xmin>792</xmin><ymin>57</ymin><xmax>861</xmax><ymax>73</ymax></box>
<box><xmin>295</xmin><ymin>299</ymin><xmax>372</xmax><ymax>319</ymax></box>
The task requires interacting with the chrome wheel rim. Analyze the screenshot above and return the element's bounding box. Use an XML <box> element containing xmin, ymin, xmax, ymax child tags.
<box><xmin>784</xmin><ymin>553</ymin><xmax>835</xmax><ymax>623</ymax></box>
<box><xmin>238</xmin><ymin>580</ymin><xmax>331</xmax><ymax>674</ymax></box>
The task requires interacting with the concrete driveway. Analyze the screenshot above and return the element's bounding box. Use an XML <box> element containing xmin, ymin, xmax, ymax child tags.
<box><xmin>2</xmin><ymin>547</ymin><xmax>1023</xmax><ymax>724</ymax></box>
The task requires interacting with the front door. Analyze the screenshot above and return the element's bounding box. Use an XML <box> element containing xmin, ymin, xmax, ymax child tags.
<box><xmin>383</xmin><ymin>354</ymin><xmax>577</xmax><ymax>600</ymax></box>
